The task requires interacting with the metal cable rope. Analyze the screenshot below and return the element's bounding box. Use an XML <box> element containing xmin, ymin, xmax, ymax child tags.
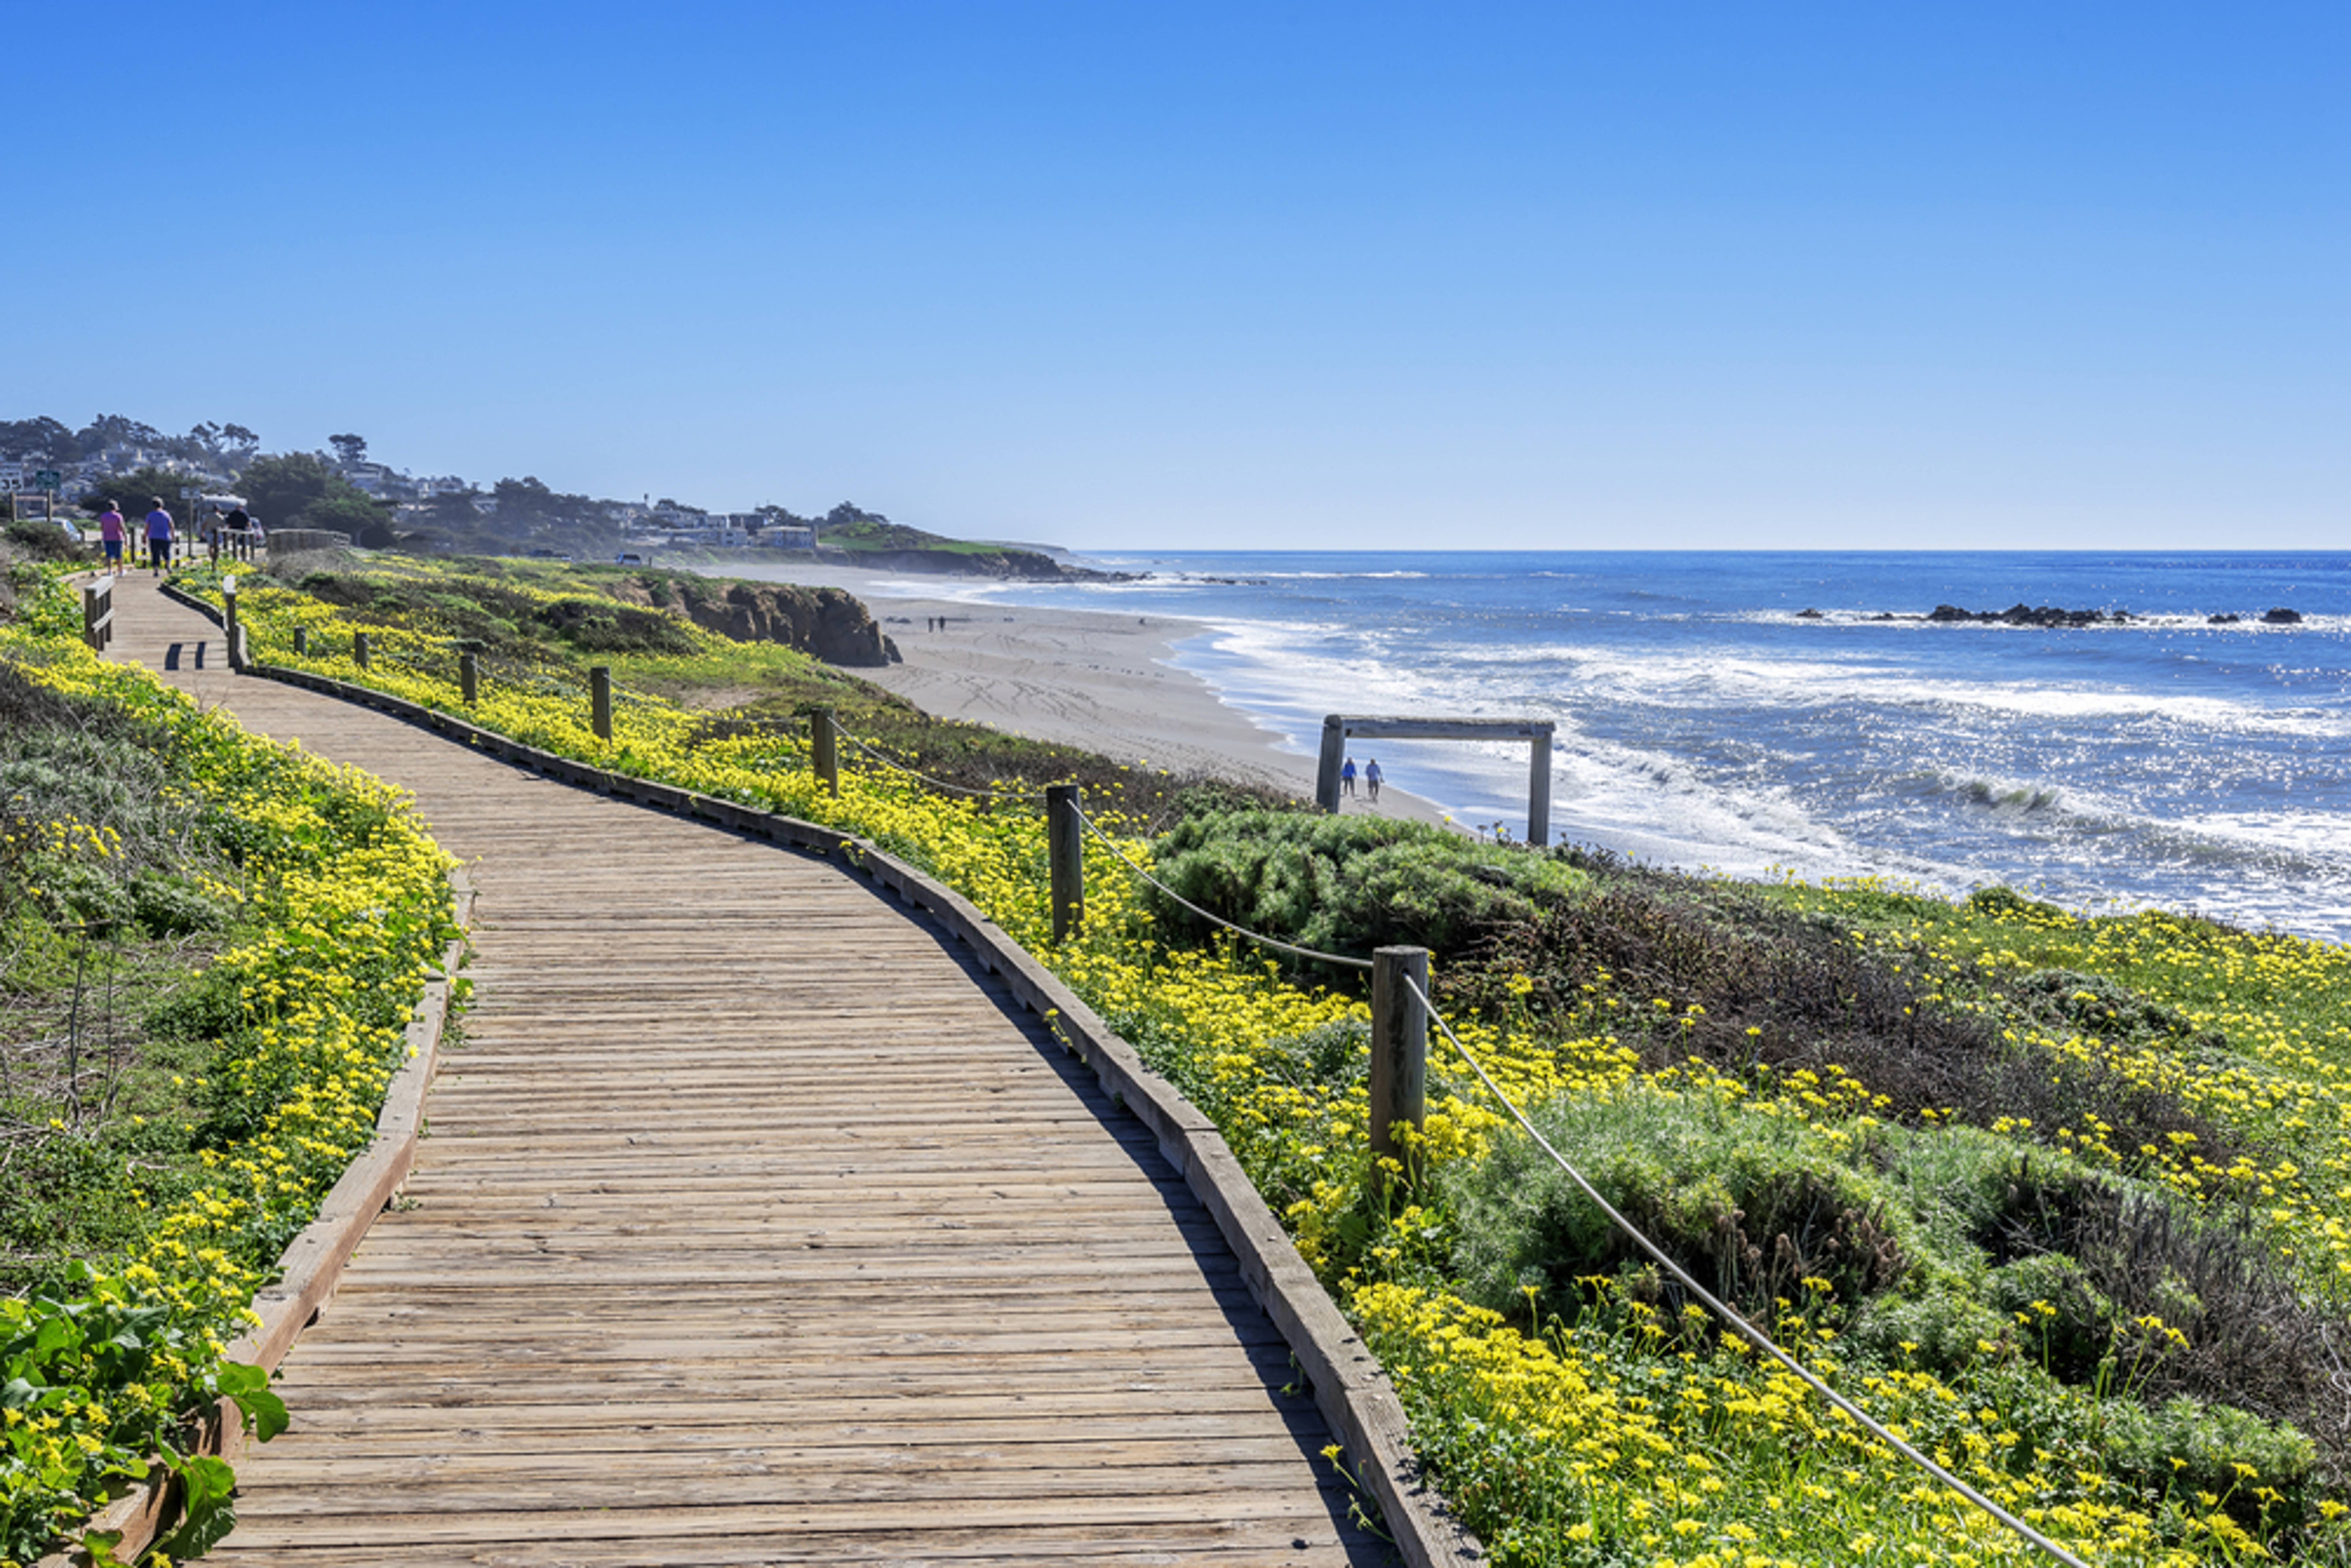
<box><xmin>1399</xmin><ymin>970</ymin><xmax>2091</xmax><ymax>1568</ymax></box>
<box><xmin>1072</xmin><ymin>803</ymin><xmax>1374</xmax><ymax>971</ymax></box>
<box><xmin>835</xmin><ymin>726</ymin><xmax>1051</xmax><ymax>803</ymax></box>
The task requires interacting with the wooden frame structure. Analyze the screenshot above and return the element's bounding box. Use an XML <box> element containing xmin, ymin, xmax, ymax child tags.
<box><xmin>1317</xmin><ymin>713</ymin><xmax>1556</xmax><ymax>847</ymax></box>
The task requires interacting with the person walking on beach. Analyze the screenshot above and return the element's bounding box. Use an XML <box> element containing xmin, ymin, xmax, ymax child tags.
<box><xmin>97</xmin><ymin>502</ymin><xmax>125</xmax><ymax>575</ymax></box>
<box><xmin>1365</xmin><ymin>758</ymin><xmax>1383</xmax><ymax>803</ymax></box>
<box><xmin>142</xmin><ymin>499</ymin><xmax>174</xmax><ymax>574</ymax></box>
<box><xmin>1341</xmin><ymin>757</ymin><xmax>1357</xmax><ymax>797</ymax></box>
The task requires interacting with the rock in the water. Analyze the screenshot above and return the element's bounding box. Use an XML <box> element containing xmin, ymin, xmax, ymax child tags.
<box><xmin>2263</xmin><ymin>607</ymin><xmax>2304</xmax><ymax>625</ymax></box>
<box><xmin>1925</xmin><ymin>602</ymin><xmax>2121</xmax><ymax>628</ymax></box>
<box><xmin>2208</xmin><ymin>613</ymin><xmax>2242</xmax><ymax>624</ymax></box>
<box><xmin>1796</xmin><ymin>607</ymin><xmax>1825</xmax><ymax>620</ymax></box>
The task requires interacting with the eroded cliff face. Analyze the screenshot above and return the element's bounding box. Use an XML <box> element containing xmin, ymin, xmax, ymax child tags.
<box><xmin>605</xmin><ymin>576</ymin><xmax>899</xmax><ymax>666</ymax></box>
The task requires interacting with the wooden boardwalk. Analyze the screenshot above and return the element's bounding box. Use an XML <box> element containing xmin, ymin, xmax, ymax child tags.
<box><xmin>109</xmin><ymin>578</ymin><xmax>1389</xmax><ymax>1566</ymax></box>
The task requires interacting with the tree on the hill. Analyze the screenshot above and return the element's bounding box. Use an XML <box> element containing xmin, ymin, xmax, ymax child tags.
<box><xmin>0</xmin><ymin>417</ymin><xmax>77</xmax><ymax>463</ymax></box>
<box><xmin>299</xmin><ymin>490</ymin><xmax>397</xmax><ymax>548</ymax></box>
<box><xmin>416</xmin><ymin>490</ymin><xmax>485</xmax><ymax>528</ymax></box>
<box><xmin>237</xmin><ymin>452</ymin><xmax>338</xmax><ymax>525</ymax></box>
<box><xmin>238</xmin><ymin>451</ymin><xmax>391</xmax><ymax>535</ymax></box>
<box><xmin>328</xmin><ymin>433</ymin><xmax>368</xmax><ymax>468</ymax></box>
<box><xmin>494</xmin><ymin>476</ymin><xmax>557</xmax><ymax>524</ymax></box>
<box><xmin>184</xmin><ymin>422</ymin><xmax>260</xmax><ymax>471</ymax></box>
<box><xmin>821</xmin><ymin>502</ymin><xmax>887</xmax><ymax>533</ymax></box>
<box><xmin>74</xmin><ymin>414</ymin><xmax>165</xmax><ymax>455</ymax></box>
<box><xmin>76</xmin><ymin>466</ymin><xmax>194</xmax><ymax>515</ymax></box>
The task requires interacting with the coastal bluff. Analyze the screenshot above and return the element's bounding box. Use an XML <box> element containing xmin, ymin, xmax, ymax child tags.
<box><xmin>609</xmin><ymin>574</ymin><xmax>902</xmax><ymax>666</ymax></box>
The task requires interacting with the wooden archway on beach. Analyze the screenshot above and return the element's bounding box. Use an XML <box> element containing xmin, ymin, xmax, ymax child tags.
<box><xmin>1316</xmin><ymin>713</ymin><xmax>1556</xmax><ymax>846</ymax></box>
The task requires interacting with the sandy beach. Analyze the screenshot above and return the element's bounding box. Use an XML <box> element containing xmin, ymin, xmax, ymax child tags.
<box><xmin>699</xmin><ymin>553</ymin><xmax>1453</xmax><ymax>827</ymax></box>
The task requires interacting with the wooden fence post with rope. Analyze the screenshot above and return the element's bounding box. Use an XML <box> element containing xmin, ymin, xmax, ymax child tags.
<box><xmin>1048</xmin><ymin>784</ymin><xmax>1084</xmax><ymax>941</ymax></box>
<box><xmin>1370</xmin><ymin>945</ymin><xmax>1430</xmax><ymax>1202</ymax></box>
<box><xmin>811</xmin><ymin>709</ymin><xmax>839</xmax><ymax>796</ymax></box>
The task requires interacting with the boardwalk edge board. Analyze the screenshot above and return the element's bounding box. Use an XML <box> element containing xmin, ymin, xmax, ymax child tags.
<box><xmin>150</xmin><ymin>579</ymin><xmax>1477</xmax><ymax>1567</ymax></box>
<box><xmin>34</xmin><ymin>870</ymin><xmax>475</xmax><ymax>1568</ymax></box>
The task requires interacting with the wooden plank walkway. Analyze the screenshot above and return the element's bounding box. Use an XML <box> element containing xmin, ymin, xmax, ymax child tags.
<box><xmin>107</xmin><ymin>578</ymin><xmax>1390</xmax><ymax>1566</ymax></box>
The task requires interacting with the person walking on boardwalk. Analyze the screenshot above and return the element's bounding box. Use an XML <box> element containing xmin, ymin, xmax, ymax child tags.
<box><xmin>142</xmin><ymin>498</ymin><xmax>174</xmax><ymax>575</ymax></box>
<box><xmin>97</xmin><ymin>502</ymin><xmax>126</xmax><ymax>575</ymax></box>
<box><xmin>1365</xmin><ymin>758</ymin><xmax>1383</xmax><ymax>803</ymax></box>
<box><xmin>221</xmin><ymin>504</ymin><xmax>252</xmax><ymax>563</ymax></box>
<box><xmin>1341</xmin><ymin>757</ymin><xmax>1357</xmax><ymax>797</ymax></box>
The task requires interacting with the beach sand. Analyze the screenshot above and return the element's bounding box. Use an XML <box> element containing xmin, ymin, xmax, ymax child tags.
<box><xmin>704</xmin><ymin>554</ymin><xmax>1453</xmax><ymax>827</ymax></box>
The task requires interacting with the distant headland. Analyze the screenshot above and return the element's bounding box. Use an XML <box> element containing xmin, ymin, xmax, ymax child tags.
<box><xmin>0</xmin><ymin>410</ymin><xmax>1122</xmax><ymax>582</ymax></box>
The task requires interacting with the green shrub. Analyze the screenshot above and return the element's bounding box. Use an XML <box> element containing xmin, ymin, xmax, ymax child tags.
<box><xmin>1145</xmin><ymin>809</ymin><xmax>1587</xmax><ymax>968</ymax></box>
<box><xmin>128</xmin><ymin>870</ymin><xmax>230</xmax><ymax>937</ymax></box>
<box><xmin>2102</xmin><ymin>1396</ymin><xmax>2318</xmax><ymax>1525</ymax></box>
<box><xmin>1442</xmin><ymin>1088</ymin><xmax>1913</xmax><ymax>1324</ymax></box>
<box><xmin>1849</xmin><ymin>1283</ymin><xmax>2011</xmax><ymax>1372</ymax></box>
<box><xmin>1987</xmin><ymin>1252</ymin><xmax>2120</xmax><ymax>1382</ymax></box>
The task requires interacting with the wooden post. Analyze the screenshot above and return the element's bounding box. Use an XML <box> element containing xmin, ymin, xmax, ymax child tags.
<box><xmin>811</xmin><ymin>709</ymin><xmax>838</xmax><ymax>796</ymax></box>
<box><xmin>82</xmin><ymin>581</ymin><xmax>112</xmax><ymax>653</ymax></box>
<box><xmin>292</xmin><ymin>624</ymin><xmax>308</xmax><ymax>656</ymax></box>
<box><xmin>590</xmin><ymin>666</ymin><xmax>613</xmax><ymax>741</ymax></box>
<box><xmin>1047</xmin><ymin>784</ymin><xmax>1084</xmax><ymax>942</ymax></box>
<box><xmin>221</xmin><ymin>581</ymin><xmax>239</xmax><ymax>670</ymax></box>
<box><xmin>1528</xmin><ymin>727</ymin><xmax>1553</xmax><ymax>848</ymax></box>
<box><xmin>1315</xmin><ymin>716</ymin><xmax>1347</xmax><ymax>813</ymax></box>
<box><xmin>1369</xmin><ymin>946</ymin><xmax>1430</xmax><ymax>1202</ymax></box>
<box><xmin>460</xmin><ymin>652</ymin><xmax>480</xmax><ymax>706</ymax></box>
<box><xmin>353</xmin><ymin>631</ymin><xmax>370</xmax><ymax>670</ymax></box>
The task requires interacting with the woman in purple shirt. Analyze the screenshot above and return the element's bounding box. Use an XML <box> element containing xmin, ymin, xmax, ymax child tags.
<box><xmin>143</xmin><ymin>499</ymin><xmax>174</xmax><ymax>574</ymax></box>
<box><xmin>97</xmin><ymin>502</ymin><xmax>126</xmax><ymax>574</ymax></box>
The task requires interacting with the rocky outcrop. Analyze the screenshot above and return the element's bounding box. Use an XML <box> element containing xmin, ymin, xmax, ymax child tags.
<box><xmin>1798</xmin><ymin>603</ymin><xmax>2308</xmax><ymax>629</ymax></box>
<box><xmin>606</xmin><ymin>576</ymin><xmax>899</xmax><ymax>666</ymax></box>
<box><xmin>1927</xmin><ymin>603</ymin><xmax>2132</xmax><ymax>627</ymax></box>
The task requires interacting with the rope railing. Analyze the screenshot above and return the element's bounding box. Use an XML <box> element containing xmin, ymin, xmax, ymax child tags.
<box><xmin>1399</xmin><ymin>969</ymin><xmax>2091</xmax><ymax>1568</ymax></box>
<box><xmin>1057</xmin><ymin>784</ymin><xmax>2088</xmax><ymax>1566</ymax></box>
<box><xmin>835</xmin><ymin>725</ymin><xmax>1051</xmax><ymax>803</ymax></box>
<box><xmin>1071</xmin><ymin>801</ymin><xmax>1373</xmax><ymax>971</ymax></box>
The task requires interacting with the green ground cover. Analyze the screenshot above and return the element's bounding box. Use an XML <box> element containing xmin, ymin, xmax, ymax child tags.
<box><xmin>0</xmin><ymin>560</ymin><xmax>456</xmax><ymax>1563</ymax></box>
<box><xmin>161</xmin><ymin>553</ymin><xmax>2351</xmax><ymax>1565</ymax></box>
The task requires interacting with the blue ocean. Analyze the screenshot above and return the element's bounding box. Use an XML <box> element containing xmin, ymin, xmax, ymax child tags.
<box><xmin>909</xmin><ymin>552</ymin><xmax>2351</xmax><ymax>945</ymax></box>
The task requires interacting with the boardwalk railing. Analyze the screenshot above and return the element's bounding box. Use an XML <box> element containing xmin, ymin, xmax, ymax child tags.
<box><xmin>82</xmin><ymin>577</ymin><xmax>113</xmax><ymax>652</ymax></box>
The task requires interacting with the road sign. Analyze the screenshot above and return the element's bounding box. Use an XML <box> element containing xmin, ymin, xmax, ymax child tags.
<box><xmin>32</xmin><ymin>469</ymin><xmax>59</xmax><ymax>490</ymax></box>
<box><xmin>179</xmin><ymin>484</ymin><xmax>203</xmax><ymax>499</ymax></box>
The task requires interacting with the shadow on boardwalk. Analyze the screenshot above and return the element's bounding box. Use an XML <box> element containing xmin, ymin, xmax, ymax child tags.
<box><xmin>110</xmin><ymin>578</ymin><xmax>1395</xmax><ymax>1565</ymax></box>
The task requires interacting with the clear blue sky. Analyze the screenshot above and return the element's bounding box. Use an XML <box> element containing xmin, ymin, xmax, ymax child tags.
<box><xmin>12</xmin><ymin>2</ymin><xmax>2345</xmax><ymax>549</ymax></box>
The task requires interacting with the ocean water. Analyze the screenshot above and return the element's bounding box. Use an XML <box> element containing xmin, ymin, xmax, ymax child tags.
<box><xmin>893</xmin><ymin>551</ymin><xmax>2351</xmax><ymax>944</ymax></box>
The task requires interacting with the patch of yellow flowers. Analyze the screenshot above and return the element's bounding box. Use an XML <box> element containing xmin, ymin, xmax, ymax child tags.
<box><xmin>1</xmin><ymin>578</ymin><xmax>453</xmax><ymax>1562</ymax></box>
